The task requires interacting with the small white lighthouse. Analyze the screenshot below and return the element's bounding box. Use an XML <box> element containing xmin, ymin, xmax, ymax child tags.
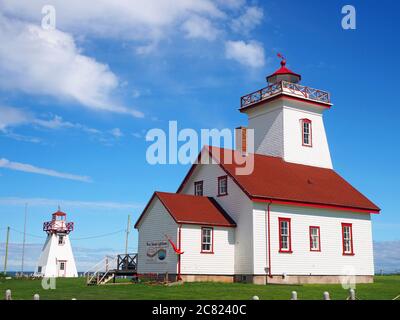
<box><xmin>35</xmin><ymin>209</ymin><xmax>78</xmax><ymax>277</ymax></box>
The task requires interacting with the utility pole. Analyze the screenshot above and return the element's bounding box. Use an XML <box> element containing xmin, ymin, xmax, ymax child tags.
<box><xmin>3</xmin><ymin>226</ymin><xmax>10</xmax><ymax>275</ymax></box>
<box><xmin>21</xmin><ymin>203</ymin><xmax>28</xmax><ymax>274</ymax></box>
<box><xmin>125</xmin><ymin>214</ymin><xmax>131</xmax><ymax>255</ymax></box>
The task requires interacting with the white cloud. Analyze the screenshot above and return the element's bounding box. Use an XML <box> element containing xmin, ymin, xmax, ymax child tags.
<box><xmin>0</xmin><ymin>158</ymin><xmax>92</xmax><ymax>182</ymax></box>
<box><xmin>109</xmin><ymin>128</ymin><xmax>124</xmax><ymax>138</ymax></box>
<box><xmin>0</xmin><ymin>197</ymin><xmax>142</xmax><ymax>210</ymax></box>
<box><xmin>225</xmin><ymin>40</ymin><xmax>265</xmax><ymax>68</ymax></box>
<box><xmin>0</xmin><ymin>105</ymin><xmax>30</xmax><ymax>132</ymax></box>
<box><xmin>182</xmin><ymin>15</ymin><xmax>219</xmax><ymax>41</ymax></box>
<box><xmin>0</xmin><ymin>15</ymin><xmax>143</xmax><ymax>118</ymax></box>
<box><xmin>231</xmin><ymin>6</ymin><xmax>264</xmax><ymax>34</ymax></box>
<box><xmin>0</xmin><ymin>0</ymin><xmax>225</xmax><ymax>42</ymax></box>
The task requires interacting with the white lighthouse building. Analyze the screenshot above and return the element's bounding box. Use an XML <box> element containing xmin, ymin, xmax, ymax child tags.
<box><xmin>35</xmin><ymin>209</ymin><xmax>78</xmax><ymax>278</ymax></box>
<box><xmin>135</xmin><ymin>56</ymin><xmax>380</xmax><ymax>284</ymax></box>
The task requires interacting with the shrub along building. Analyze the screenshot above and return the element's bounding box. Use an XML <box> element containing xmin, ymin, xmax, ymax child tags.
<box><xmin>135</xmin><ymin>57</ymin><xmax>380</xmax><ymax>284</ymax></box>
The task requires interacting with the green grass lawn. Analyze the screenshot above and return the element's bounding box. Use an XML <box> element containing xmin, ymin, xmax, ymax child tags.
<box><xmin>0</xmin><ymin>276</ymin><xmax>399</xmax><ymax>300</ymax></box>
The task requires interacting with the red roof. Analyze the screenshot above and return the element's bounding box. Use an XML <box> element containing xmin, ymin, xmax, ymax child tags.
<box><xmin>135</xmin><ymin>192</ymin><xmax>236</xmax><ymax>228</ymax></box>
<box><xmin>52</xmin><ymin>210</ymin><xmax>66</xmax><ymax>217</ymax></box>
<box><xmin>267</xmin><ymin>60</ymin><xmax>301</xmax><ymax>82</ymax></box>
<box><xmin>178</xmin><ymin>146</ymin><xmax>380</xmax><ymax>214</ymax></box>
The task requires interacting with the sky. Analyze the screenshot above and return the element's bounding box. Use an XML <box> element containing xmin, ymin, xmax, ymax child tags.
<box><xmin>0</xmin><ymin>0</ymin><xmax>399</xmax><ymax>272</ymax></box>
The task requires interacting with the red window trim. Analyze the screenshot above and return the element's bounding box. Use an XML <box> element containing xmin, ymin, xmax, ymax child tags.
<box><xmin>301</xmin><ymin>118</ymin><xmax>312</xmax><ymax>147</ymax></box>
<box><xmin>341</xmin><ymin>223</ymin><xmax>354</xmax><ymax>256</ymax></box>
<box><xmin>217</xmin><ymin>175</ymin><xmax>228</xmax><ymax>197</ymax></box>
<box><xmin>278</xmin><ymin>217</ymin><xmax>292</xmax><ymax>253</ymax></box>
<box><xmin>200</xmin><ymin>227</ymin><xmax>214</xmax><ymax>254</ymax></box>
<box><xmin>309</xmin><ymin>226</ymin><xmax>321</xmax><ymax>252</ymax></box>
<box><xmin>194</xmin><ymin>180</ymin><xmax>204</xmax><ymax>196</ymax></box>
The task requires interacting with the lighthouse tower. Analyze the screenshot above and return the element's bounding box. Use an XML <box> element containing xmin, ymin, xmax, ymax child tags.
<box><xmin>35</xmin><ymin>209</ymin><xmax>78</xmax><ymax>277</ymax></box>
<box><xmin>239</xmin><ymin>54</ymin><xmax>333</xmax><ymax>168</ymax></box>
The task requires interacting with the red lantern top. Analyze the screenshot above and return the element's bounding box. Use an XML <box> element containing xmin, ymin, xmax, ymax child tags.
<box><xmin>266</xmin><ymin>54</ymin><xmax>301</xmax><ymax>84</ymax></box>
<box><xmin>43</xmin><ymin>208</ymin><xmax>74</xmax><ymax>234</ymax></box>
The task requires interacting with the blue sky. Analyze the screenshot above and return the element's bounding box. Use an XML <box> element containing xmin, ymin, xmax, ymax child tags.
<box><xmin>0</xmin><ymin>0</ymin><xmax>399</xmax><ymax>271</ymax></box>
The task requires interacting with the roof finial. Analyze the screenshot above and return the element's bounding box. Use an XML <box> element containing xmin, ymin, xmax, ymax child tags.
<box><xmin>58</xmin><ymin>205</ymin><xmax>61</xmax><ymax>212</ymax></box>
<box><xmin>277</xmin><ymin>52</ymin><xmax>286</xmax><ymax>66</ymax></box>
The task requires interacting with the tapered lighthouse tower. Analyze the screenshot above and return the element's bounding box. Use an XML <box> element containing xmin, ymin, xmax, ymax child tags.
<box><xmin>35</xmin><ymin>209</ymin><xmax>78</xmax><ymax>277</ymax></box>
<box><xmin>239</xmin><ymin>54</ymin><xmax>333</xmax><ymax>168</ymax></box>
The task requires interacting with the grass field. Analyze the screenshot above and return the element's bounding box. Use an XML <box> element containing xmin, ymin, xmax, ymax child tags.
<box><xmin>0</xmin><ymin>275</ymin><xmax>399</xmax><ymax>300</ymax></box>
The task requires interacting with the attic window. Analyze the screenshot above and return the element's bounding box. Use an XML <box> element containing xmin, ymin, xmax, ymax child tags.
<box><xmin>217</xmin><ymin>176</ymin><xmax>228</xmax><ymax>196</ymax></box>
<box><xmin>194</xmin><ymin>181</ymin><xmax>203</xmax><ymax>196</ymax></box>
<box><xmin>301</xmin><ymin>119</ymin><xmax>312</xmax><ymax>147</ymax></box>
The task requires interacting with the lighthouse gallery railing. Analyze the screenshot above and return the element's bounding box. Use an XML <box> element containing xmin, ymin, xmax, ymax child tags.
<box><xmin>240</xmin><ymin>80</ymin><xmax>331</xmax><ymax>109</ymax></box>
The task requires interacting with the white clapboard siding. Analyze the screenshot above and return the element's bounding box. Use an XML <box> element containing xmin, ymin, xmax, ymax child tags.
<box><xmin>137</xmin><ymin>198</ymin><xmax>178</xmax><ymax>274</ymax></box>
<box><xmin>180</xmin><ymin>225</ymin><xmax>235</xmax><ymax>275</ymax></box>
<box><xmin>282</xmin><ymin>102</ymin><xmax>333</xmax><ymax>169</ymax></box>
<box><xmin>253</xmin><ymin>203</ymin><xmax>374</xmax><ymax>275</ymax></box>
<box><xmin>247</xmin><ymin>101</ymin><xmax>284</xmax><ymax>158</ymax></box>
<box><xmin>179</xmin><ymin>159</ymin><xmax>254</xmax><ymax>274</ymax></box>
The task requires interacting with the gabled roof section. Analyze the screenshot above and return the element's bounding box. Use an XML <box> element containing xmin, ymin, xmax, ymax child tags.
<box><xmin>134</xmin><ymin>191</ymin><xmax>236</xmax><ymax>229</ymax></box>
<box><xmin>177</xmin><ymin>146</ymin><xmax>380</xmax><ymax>214</ymax></box>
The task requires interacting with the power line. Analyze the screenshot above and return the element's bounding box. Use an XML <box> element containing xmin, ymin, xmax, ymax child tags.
<box><xmin>71</xmin><ymin>229</ymin><xmax>125</xmax><ymax>241</ymax></box>
<box><xmin>9</xmin><ymin>227</ymin><xmax>44</xmax><ymax>239</ymax></box>
<box><xmin>8</xmin><ymin>227</ymin><xmax>126</xmax><ymax>241</ymax></box>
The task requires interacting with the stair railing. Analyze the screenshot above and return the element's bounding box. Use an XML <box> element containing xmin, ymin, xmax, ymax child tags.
<box><xmin>85</xmin><ymin>255</ymin><xmax>117</xmax><ymax>285</ymax></box>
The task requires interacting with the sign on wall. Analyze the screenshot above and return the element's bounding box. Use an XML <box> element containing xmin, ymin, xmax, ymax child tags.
<box><xmin>146</xmin><ymin>240</ymin><xmax>168</xmax><ymax>263</ymax></box>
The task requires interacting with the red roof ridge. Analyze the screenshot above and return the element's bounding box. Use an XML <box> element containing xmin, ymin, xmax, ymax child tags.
<box><xmin>135</xmin><ymin>191</ymin><xmax>237</xmax><ymax>228</ymax></box>
<box><xmin>177</xmin><ymin>146</ymin><xmax>380</xmax><ymax>214</ymax></box>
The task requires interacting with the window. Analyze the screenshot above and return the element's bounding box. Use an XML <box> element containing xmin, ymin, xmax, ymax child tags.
<box><xmin>218</xmin><ymin>176</ymin><xmax>228</xmax><ymax>196</ymax></box>
<box><xmin>58</xmin><ymin>236</ymin><xmax>64</xmax><ymax>246</ymax></box>
<box><xmin>301</xmin><ymin>119</ymin><xmax>312</xmax><ymax>147</ymax></box>
<box><xmin>278</xmin><ymin>218</ymin><xmax>292</xmax><ymax>253</ymax></box>
<box><xmin>342</xmin><ymin>223</ymin><xmax>354</xmax><ymax>255</ymax></box>
<box><xmin>58</xmin><ymin>235</ymin><xmax>65</xmax><ymax>245</ymax></box>
<box><xmin>194</xmin><ymin>181</ymin><xmax>203</xmax><ymax>196</ymax></box>
<box><xmin>60</xmin><ymin>262</ymin><xmax>65</xmax><ymax>270</ymax></box>
<box><xmin>37</xmin><ymin>266</ymin><xmax>42</xmax><ymax>273</ymax></box>
<box><xmin>309</xmin><ymin>226</ymin><xmax>321</xmax><ymax>251</ymax></box>
<box><xmin>201</xmin><ymin>227</ymin><xmax>213</xmax><ymax>253</ymax></box>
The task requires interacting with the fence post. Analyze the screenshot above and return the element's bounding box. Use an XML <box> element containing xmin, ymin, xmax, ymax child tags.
<box><xmin>5</xmin><ymin>289</ymin><xmax>12</xmax><ymax>300</ymax></box>
<box><xmin>323</xmin><ymin>291</ymin><xmax>330</xmax><ymax>300</ymax></box>
<box><xmin>349</xmin><ymin>288</ymin><xmax>356</xmax><ymax>300</ymax></box>
<box><xmin>33</xmin><ymin>294</ymin><xmax>40</xmax><ymax>300</ymax></box>
<box><xmin>291</xmin><ymin>291</ymin><xmax>298</xmax><ymax>300</ymax></box>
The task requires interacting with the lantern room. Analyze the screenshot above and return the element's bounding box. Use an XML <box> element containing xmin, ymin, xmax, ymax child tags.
<box><xmin>43</xmin><ymin>209</ymin><xmax>74</xmax><ymax>235</ymax></box>
<box><xmin>266</xmin><ymin>54</ymin><xmax>301</xmax><ymax>84</ymax></box>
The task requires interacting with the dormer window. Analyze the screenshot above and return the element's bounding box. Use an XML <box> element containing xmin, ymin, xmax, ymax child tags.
<box><xmin>301</xmin><ymin>119</ymin><xmax>312</xmax><ymax>147</ymax></box>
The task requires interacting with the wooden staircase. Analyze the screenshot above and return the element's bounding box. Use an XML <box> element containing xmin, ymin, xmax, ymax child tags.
<box><xmin>87</xmin><ymin>271</ymin><xmax>115</xmax><ymax>286</ymax></box>
<box><xmin>85</xmin><ymin>253</ymin><xmax>137</xmax><ymax>286</ymax></box>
